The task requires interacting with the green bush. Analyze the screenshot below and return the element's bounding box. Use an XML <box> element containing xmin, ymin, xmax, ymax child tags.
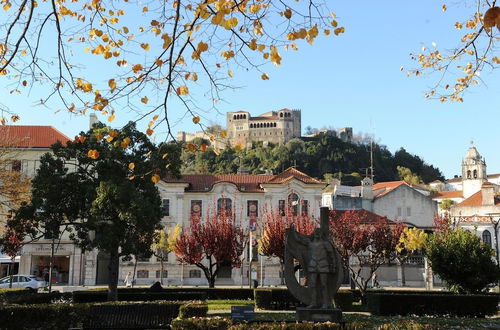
<box><xmin>231</xmin><ymin>324</ymin><xmax>344</xmax><ymax>329</ymax></box>
<box><xmin>0</xmin><ymin>289</ymin><xmax>31</xmax><ymax>305</ymax></box>
<box><xmin>366</xmin><ymin>292</ymin><xmax>499</xmax><ymax>317</ymax></box>
<box><xmin>178</xmin><ymin>302</ymin><xmax>208</xmax><ymax>318</ymax></box>
<box><xmin>425</xmin><ymin>228</ymin><xmax>500</xmax><ymax>293</ymax></box>
<box><xmin>254</xmin><ymin>289</ymin><xmax>273</xmax><ymax>309</ymax></box>
<box><xmin>0</xmin><ymin>303</ymin><xmax>89</xmax><ymax>330</ymax></box>
<box><xmin>72</xmin><ymin>290</ymin><xmax>206</xmax><ymax>303</ymax></box>
<box><xmin>171</xmin><ymin>317</ymin><xmax>232</xmax><ymax>330</ymax></box>
<box><xmin>254</xmin><ymin>289</ymin><xmax>352</xmax><ymax>311</ymax></box>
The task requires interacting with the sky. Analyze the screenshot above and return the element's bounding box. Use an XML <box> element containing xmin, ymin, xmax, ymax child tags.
<box><xmin>1</xmin><ymin>0</ymin><xmax>499</xmax><ymax>179</ymax></box>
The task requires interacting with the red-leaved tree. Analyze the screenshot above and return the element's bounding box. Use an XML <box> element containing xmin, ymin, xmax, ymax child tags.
<box><xmin>174</xmin><ymin>206</ymin><xmax>247</xmax><ymax>288</ymax></box>
<box><xmin>0</xmin><ymin>226</ymin><xmax>24</xmax><ymax>288</ymax></box>
<box><xmin>329</xmin><ymin>209</ymin><xmax>405</xmax><ymax>296</ymax></box>
<box><xmin>258</xmin><ymin>203</ymin><xmax>317</xmax><ymax>284</ymax></box>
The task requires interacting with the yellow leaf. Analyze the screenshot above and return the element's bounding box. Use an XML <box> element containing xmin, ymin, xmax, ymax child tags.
<box><xmin>108</xmin><ymin>79</ymin><xmax>116</xmax><ymax>90</ymax></box>
<box><xmin>10</xmin><ymin>115</ymin><xmax>19</xmax><ymax>122</ymax></box>
<box><xmin>128</xmin><ymin>162</ymin><xmax>135</xmax><ymax>169</ymax></box>
<box><xmin>228</xmin><ymin>70</ymin><xmax>233</xmax><ymax>77</ymax></box>
<box><xmin>143</xmin><ymin>6</ymin><xmax>148</xmax><ymax>12</ymax></box>
<box><xmin>3</xmin><ymin>2</ymin><xmax>12</xmax><ymax>10</ymax></box>
<box><xmin>187</xmin><ymin>143</ymin><xmax>197</xmax><ymax>152</ymax></box>
<box><xmin>141</xmin><ymin>43</ymin><xmax>150</xmax><ymax>51</ymax></box>
<box><xmin>141</xmin><ymin>96</ymin><xmax>149</xmax><ymax>104</ymax></box>
<box><xmin>132</xmin><ymin>64</ymin><xmax>143</xmax><ymax>73</ymax></box>
<box><xmin>106</xmin><ymin>136</ymin><xmax>114</xmax><ymax>142</ymax></box>
<box><xmin>220</xmin><ymin>130</ymin><xmax>227</xmax><ymax>138</ymax></box>
<box><xmin>21</xmin><ymin>50</ymin><xmax>27</xmax><ymax>56</ymax></box>
<box><xmin>151</xmin><ymin>174</ymin><xmax>160</xmax><ymax>183</ymax></box>
<box><xmin>176</xmin><ymin>85</ymin><xmax>189</xmax><ymax>95</ymax></box>
<box><xmin>442</xmin><ymin>4</ymin><xmax>447</xmax><ymax>12</ymax></box>
<box><xmin>146</xmin><ymin>128</ymin><xmax>154</xmax><ymax>136</ymax></box>
<box><xmin>107</xmin><ymin>115</ymin><xmax>115</xmax><ymax>122</ymax></box>
<box><xmin>200</xmin><ymin>143</ymin><xmax>208</xmax><ymax>152</ymax></box>
<box><xmin>155</xmin><ymin>58</ymin><xmax>163</xmax><ymax>66</ymax></box>
<box><xmin>493</xmin><ymin>56</ymin><xmax>500</xmax><ymax>64</ymax></box>
<box><xmin>22</xmin><ymin>80</ymin><xmax>27</xmax><ymax>87</ymax></box>
<box><xmin>192</xmin><ymin>116</ymin><xmax>200</xmax><ymax>124</ymax></box>
<box><xmin>334</xmin><ymin>27</ymin><xmax>345</xmax><ymax>36</ymax></box>
<box><xmin>162</xmin><ymin>153</ymin><xmax>168</xmax><ymax>159</ymax></box>
<box><xmin>121</xmin><ymin>137</ymin><xmax>131</xmax><ymax>148</ymax></box>
<box><xmin>261</xmin><ymin>73</ymin><xmax>269</xmax><ymax>80</ymax></box>
<box><xmin>284</xmin><ymin>8</ymin><xmax>292</xmax><ymax>19</ymax></box>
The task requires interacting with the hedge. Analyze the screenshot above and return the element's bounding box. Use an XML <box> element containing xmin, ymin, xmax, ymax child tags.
<box><xmin>0</xmin><ymin>289</ymin><xmax>72</xmax><ymax>305</ymax></box>
<box><xmin>72</xmin><ymin>290</ymin><xmax>207</xmax><ymax>303</ymax></box>
<box><xmin>366</xmin><ymin>292</ymin><xmax>499</xmax><ymax>317</ymax></box>
<box><xmin>0</xmin><ymin>301</ymin><xmax>184</xmax><ymax>330</ymax></box>
<box><xmin>178</xmin><ymin>302</ymin><xmax>209</xmax><ymax>319</ymax></box>
<box><xmin>254</xmin><ymin>289</ymin><xmax>352</xmax><ymax>311</ymax></box>
<box><xmin>171</xmin><ymin>318</ymin><xmax>347</xmax><ymax>330</ymax></box>
<box><xmin>74</xmin><ymin>287</ymin><xmax>253</xmax><ymax>299</ymax></box>
<box><xmin>171</xmin><ymin>317</ymin><xmax>232</xmax><ymax>330</ymax></box>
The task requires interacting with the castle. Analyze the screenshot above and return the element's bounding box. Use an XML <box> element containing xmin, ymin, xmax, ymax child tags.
<box><xmin>226</xmin><ymin>108</ymin><xmax>301</xmax><ymax>147</ymax></box>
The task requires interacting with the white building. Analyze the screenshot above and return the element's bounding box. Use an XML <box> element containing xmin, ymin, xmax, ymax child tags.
<box><xmin>83</xmin><ymin>167</ymin><xmax>326</xmax><ymax>286</ymax></box>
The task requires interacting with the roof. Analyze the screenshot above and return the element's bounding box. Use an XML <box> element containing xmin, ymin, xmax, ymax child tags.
<box><xmin>0</xmin><ymin>125</ymin><xmax>70</xmax><ymax>148</ymax></box>
<box><xmin>250</xmin><ymin>116</ymin><xmax>279</xmax><ymax>121</ymax></box>
<box><xmin>429</xmin><ymin>190</ymin><xmax>464</xmax><ymax>199</ymax></box>
<box><xmin>372</xmin><ymin>181</ymin><xmax>407</xmax><ymax>199</ymax></box>
<box><xmin>265</xmin><ymin>167</ymin><xmax>324</xmax><ymax>185</ymax></box>
<box><xmin>446</xmin><ymin>177</ymin><xmax>462</xmax><ymax>183</ymax></box>
<box><xmin>162</xmin><ymin>167</ymin><xmax>323</xmax><ymax>193</ymax></box>
<box><xmin>329</xmin><ymin>209</ymin><xmax>396</xmax><ymax>225</ymax></box>
<box><xmin>455</xmin><ymin>190</ymin><xmax>500</xmax><ymax>207</ymax></box>
<box><xmin>460</xmin><ymin>214</ymin><xmax>494</xmax><ymax>223</ymax></box>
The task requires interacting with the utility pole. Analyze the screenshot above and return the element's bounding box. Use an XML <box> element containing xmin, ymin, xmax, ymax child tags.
<box><xmin>370</xmin><ymin>137</ymin><xmax>374</xmax><ymax>182</ymax></box>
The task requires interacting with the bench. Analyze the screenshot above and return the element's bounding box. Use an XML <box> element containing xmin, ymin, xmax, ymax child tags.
<box><xmin>72</xmin><ymin>303</ymin><xmax>181</xmax><ymax>329</ymax></box>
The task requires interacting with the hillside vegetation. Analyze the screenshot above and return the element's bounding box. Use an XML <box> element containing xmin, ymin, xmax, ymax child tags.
<box><xmin>181</xmin><ymin>135</ymin><xmax>443</xmax><ymax>185</ymax></box>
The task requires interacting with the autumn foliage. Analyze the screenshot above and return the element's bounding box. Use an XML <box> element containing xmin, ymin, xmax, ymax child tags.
<box><xmin>175</xmin><ymin>206</ymin><xmax>247</xmax><ymax>288</ymax></box>
<box><xmin>329</xmin><ymin>209</ymin><xmax>404</xmax><ymax>295</ymax></box>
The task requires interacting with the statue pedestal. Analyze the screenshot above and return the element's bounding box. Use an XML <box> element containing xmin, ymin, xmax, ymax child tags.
<box><xmin>296</xmin><ymin>307</ymin><xmax>343</xmax><ymax>323</ymax></box>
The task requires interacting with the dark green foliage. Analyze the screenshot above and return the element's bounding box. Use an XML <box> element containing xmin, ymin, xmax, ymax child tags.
<box><xmin>0</xmin><ymin>290</ymin><xmax>72</xmax><ymax>305</ymax></box>
<box><xmin>181</xmin><ymin>135</ymin><xmax>443</xmax><ymax>184</ymax></box>
<box><xmin>254</xmin><ymin>289</ymin><xmax>352</xmax><ymax>311</ymax></box>
<box><xmin>178</xmin><ymin>302</ymin><xmax>208</xmax><ymax>318</ymax></box>
<box><xmin>171</xmin><ymin>317</ymin><xmax>232</xmax><ymax>330</ymax></box>
<box><xmin>72</xmin><ymin>290</ymin><xmax>207</xmax><ymax>303</ymax></box>
<box><xmin>425</xmin><ymin>228</ymin><xmax>500</xmax><ymax>293</ymax></box>
<box><xmin>0</xmin><ymin>301</ymin><xmax>183</xmax><ymax>330</ymax></box>
<box><xmin>366</xmin><ymin>292</ymin><xmax>498</xmax><ymax>317</ymax></box>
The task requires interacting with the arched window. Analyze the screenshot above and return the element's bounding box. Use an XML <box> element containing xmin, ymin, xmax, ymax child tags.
<box><xmin>288</xmin><ymin>193</ymin><xmax>299</xmax><ymax>216</ymax></box>
<box><xmin>217</xmin><ymin>198</ymin><xmax>232</xmax><ymax>215</ymax></box>
<box><xmin>274</xmin><ymin>123</ymin><xmax>277</xmax><ymax>127</ymax></box>
<box><xmin>280</xmin><ymin>113</ymin><xmax>283</xmax><ymax>118</ymax></box>
<box><xmin>473</xmin><ymin>169</ymin><xmax>478</xmax><ymax>179</ymax></box>
<box><xmin>233</xmin><ymin>115</ymin><xmax>236</xmax><ymax>120</ymax></box>
<box><xmin>467</xmin><ymin>170</ymin><xmax>471</xmax><ymax>179</ymax></box>
<box><xmin>482</xmin><ymin>230</ymin><xmax>492</xmax><ymax>248</ymax></box>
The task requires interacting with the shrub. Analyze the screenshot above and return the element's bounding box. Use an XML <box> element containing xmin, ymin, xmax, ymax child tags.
<box><xmin>254</xmin><ymin>289</ymin><xmax>273</xmax><ymax>309</ymax></box>
<box><xmin>171</xmin><ymin>317</ymin><xmax>232</xmax><ymax>330</ymax></box>
<box><xmin>0</xmin><ymin>289</ymin><xmax>31</xmax><ymax>305</ymax></box>
<box><xmin>72</xmin><ymin>290</ymin><xmax>206</xmax><ymax>303</ymax></box>
<box><xmin>230</xmin><ymin>323</ymin><xmax>344</xmax><ymax>329</ymax></box>
<box><xmin>366</xmin><ymin>292</ymin><xmax>499</xmax><ymax>317</ymax></box>
<box><xmin>334</xmin><ymin>291</ymin><xmax>352</xmax><ymax>311</ymax></box>
<box><xmin>178</xmin><ymin>302</ymin><xmax>208</xmax><ymax>318</ymax></box>
<box><xmin>425</xmin><ymin>228</ymin><xmax>500</xmax><ymax>293</ymax></box>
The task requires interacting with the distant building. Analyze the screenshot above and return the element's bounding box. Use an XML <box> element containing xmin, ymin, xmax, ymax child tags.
<box><xmin>226</xmin><ymin>108</ymin><xmax>301</xmax><ymax>147</ymax></box>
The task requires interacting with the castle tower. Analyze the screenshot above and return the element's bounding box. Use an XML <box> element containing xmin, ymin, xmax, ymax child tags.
<box><xmin>462</xmin><ymin>145</ymin><xmax>487</xmax><ymax>198</ymax></box>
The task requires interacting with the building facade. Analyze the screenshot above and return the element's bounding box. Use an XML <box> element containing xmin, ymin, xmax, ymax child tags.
<box><xmin>226</xmin><ymin>108</ymin><xmax>301</xmax><ymax>148</ymax></box>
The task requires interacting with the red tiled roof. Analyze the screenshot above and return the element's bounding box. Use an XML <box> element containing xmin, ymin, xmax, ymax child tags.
<box><xmin>0</xmin><ymin>125</ymin><xmax>71</xmax><ymax>148</ymax></box>
<box><xmin>266</xmin><ymin>167</ymin><xmax>324</xmax><ymax>185</ymax></box>
<box><xmin>330</xmin><ymin>209</ymin><xmax>396</xmax><ymax>225</ymax></box>
<box><xmin>429</xmin><ymin>190</ymin><xmax>463</xmax><ymax>199</ymax></box>
<box><xmin>232</xmin><ymin>110</ymin><xmax>248</xmax><ymax>113</ymax></box>
<box><xmin>456</xmin><ymin>191</ymin><xmax>500</xmax><ymax>207</ymax></box>
<box><xmin>372</xmin><ymin>180</ymin><xmax>406</xmax><ymax>190</ymax></box>
<box><xmin>445</xmin><ymin>177</ymin><xmax>462</xmax><ymax>183</ymax></box>
<box><xmin>163</xmin><ymin>168</ymin><xmax>323</xmax><ymax>192</ymax></box>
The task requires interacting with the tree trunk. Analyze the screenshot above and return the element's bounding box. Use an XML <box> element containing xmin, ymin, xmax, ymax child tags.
<box><xmin>48</xmin><ymin>238</ymin><xmax>55</xmax><ymax>293</ymax></box>
<box><xmin>8</xmin><ymin>257</ymin><xmax>14</xmax><ymax>289</ymax></box>
<box><xmin>401</xmin><ymin>261</ymin><xmax>406</xmax><ymax>287</ymax></box>
<box><xmin>107</xmin><ymin>247</ymin><xmax>120</xmax><ymax>301</ymax></box>
<box><xmin>131</xmin><ymin>256</ymin><xmax>138</xmax><ymax>288</ymax></box>
<box><xmin>280</xmin><ymin>263</ymin><xmax>285</xmax><ymax>285</ymax></box>
<box><xmin>160</xmin><ymin>259</ymin><xmax>164</xmax><ymax>285</ymax></box>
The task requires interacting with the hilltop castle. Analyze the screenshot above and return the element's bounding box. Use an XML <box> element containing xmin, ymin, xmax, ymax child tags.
<box><xmin>226</xmin><ymin>108</ymin><xmax>301</xmax><ymax>147</ymax></box>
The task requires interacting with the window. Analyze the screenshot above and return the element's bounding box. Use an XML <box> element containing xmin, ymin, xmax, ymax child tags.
<box><xmin>218</xmin><ymin>261</ymin><xmax>232</xmax><ymax>278</ymax></box>
<box><xmin>156</xmin><ymin>270</ymin><xmax>168</xmax><ymax>278</ymax></box>
<box><xmin>406</xmin><ymin>207</ymin><xmax>411</xmax><ymax>217</ymax></box>
<box><xmin>467</xmin><ymin>170</ymin><xmax>471</xmax><ymax>179</ymax></box>
<box><xmin>482</xmin><ymin>230</ymin><xmax>492</xmax><ymax>248</ymax></box>
<box><xmin>162</xmin><ymin>199</ymin><xmax>170</xmax><ymax>216</ymax></box>
<box><xmin>397</xmin><ymin>207</ymin><xmax>402</xmax><ymax>217</ymax></box>
<box><xmin>217</xmin><ymin>198</ymin><xmax>232</xmax><ymax>215</ymax></box>
<box><xmin>278</xmin><ymin>200</ymin><xmax>286</xmax><ymax>216</ymax></box>
<box><xmin>288</xmin><ymin>193</ymin><xmax>299</xmax><ymax>216</ymax></box>
<box><xmin>191</xmin><ymin>200</ymin><xmax>202</xmax><ymax>218</ymax></box>
<box><xmin>473</xmin><ymin>169</ymin><xmax>478</xmax><ymax>179</ymax></box>
<box><xmin>137</xmin><ymin>255</ymin><xmax>150</xmax><ymax>262</ymax></box>
<box><xmin>137</xmin><ymin>270</ymin><xmax>149</xmax><ymax>278</ymax></box>
<box><xmin>11</xmin><ymin>160</ymin><xmax>21</xmax><ymax>172</ymax></box>
<box><xmin>301</xmin><ymin>200</ymin><xmax>309</xmax><ymax>216</ymax></box>
<box><xmin>189</xmin><ymin>269</ymin><xmax>201</xmax><ymax>278</ymax></box>
<box><xmin>247</xmin><ymin>200</ymin><xmax>258</xmax><ymax>217</ymax></box>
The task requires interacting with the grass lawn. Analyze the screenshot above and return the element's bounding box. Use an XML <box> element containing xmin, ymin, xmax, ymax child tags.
<box><xmin>207</xmin><ymin>299</ymin><xmax>255</xmax><ymax>310</ymax></box>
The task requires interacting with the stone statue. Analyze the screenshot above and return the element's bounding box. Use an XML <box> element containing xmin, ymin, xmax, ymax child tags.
<box><xmin>284</xmin><ymin>207</ymin><xmax>343</xmax><ymax>322</ymax></box>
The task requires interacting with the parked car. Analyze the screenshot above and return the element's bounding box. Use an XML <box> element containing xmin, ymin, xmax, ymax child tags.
<box><xmin>0</xmin><ymin>275</ymin><xmax>47</xmax><ymax>292</ymax></box>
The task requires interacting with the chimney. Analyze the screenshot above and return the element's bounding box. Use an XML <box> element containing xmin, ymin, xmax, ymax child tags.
<box><xmin>89</xmin><ymin>113</ymin><xmax>99</xmax><ymax>129</ymax></box>
<box><xmin>481</xmin><ymin>182</ymin><xmax>495</xmax><ymax>206</ymax></box>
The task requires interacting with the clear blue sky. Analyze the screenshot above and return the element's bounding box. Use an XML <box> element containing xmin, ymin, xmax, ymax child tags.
<box><xmin>1</xmin><ymin>1</ymin><xmax>499</xmax><ymax>179</ymax></box>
